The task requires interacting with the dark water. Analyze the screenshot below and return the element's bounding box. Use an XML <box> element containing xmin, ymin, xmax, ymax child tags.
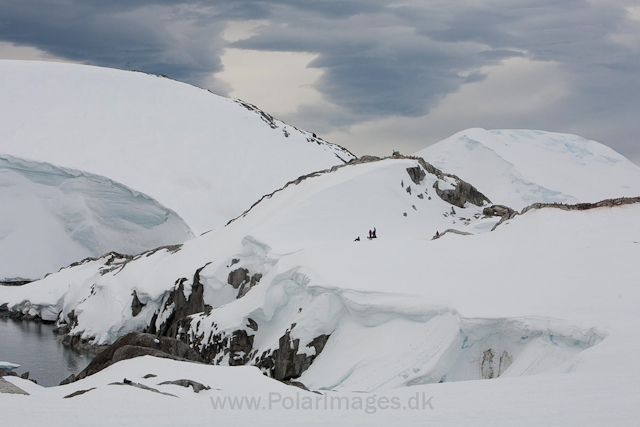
<box><xmin>0</xmin><ymin>318</ymin><xmax>93</xmax><ymax>387</ymax></box>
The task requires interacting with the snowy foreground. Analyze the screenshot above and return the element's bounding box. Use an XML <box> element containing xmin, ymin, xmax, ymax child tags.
<box><xmin>2</xmin><ymin>153</ymin><xmax>639</xmax><ymax>424</ymax></box>
<box><xmin>2</xmin><ymin>351</ymin><xmax>636</xmax><ymax>427</ymax></box>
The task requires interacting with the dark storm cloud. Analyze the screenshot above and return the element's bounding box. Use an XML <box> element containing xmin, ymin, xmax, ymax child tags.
<box><xmin>1</xmin><ymin>0</ymin><xmax>639</xmax><ymax>161</ymax></box>
<box><xmin>0</xmin><ymin>0</ymin><xmax>271</xmax><ymax>88</ymax></box>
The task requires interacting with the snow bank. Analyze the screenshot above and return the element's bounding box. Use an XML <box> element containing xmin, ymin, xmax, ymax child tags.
<box><xmin>0</xmin><ymin>60</ymin><xmax>355</xmax><ymax>233</ymax></box>
<box><xmin>0</xmin><ymin>154</ymin><xmax>192</xmax><ymax>281</ymax></box>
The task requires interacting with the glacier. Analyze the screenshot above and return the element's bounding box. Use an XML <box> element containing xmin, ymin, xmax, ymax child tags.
<box><xmin>0</xmin><ymin>60</ymin><xmax>355</xmax><ymax>234</ymax></box>
<box><xmin>0</xmin><ymin>154</ymin><xmax>192</xmax><ymax>281</ymax></box>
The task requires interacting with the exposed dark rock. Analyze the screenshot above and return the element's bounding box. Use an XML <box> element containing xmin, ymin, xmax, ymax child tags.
<box><xmin>406</xmin><ymin>166</ymin><xmax>426</xmax><ymax>185</ymax></box>
<box><xmin>433</xmin><ymin>180</ymin><xmax>491</xmax><ymax>209</ymax></box>
<box><xmin>62</xmin><ymin>332</ymin><xmax>202</xmax><ymax>385</ymax></box>
<box><xmin>483</xmin><ymin>205</ymin><xmax>517</xmax><ymax>218</ymax></box>
<box><xmin>228</xmin><ymin>330</ymin><xmax>254</xmax><ymax>366</ymax></box>
<box><xmin>228</xmin><ymin>268</ymin><xmax>249</xmax><ymax>289</ymax></box>
<box><xmin>481</xmin><ymin>349</ymin><xmax>495</xmax><ymax>379</ymax></box>
<box><xmin>143</xmin><ymin>374</ymin><xmax>157</xmax><ymax>379</ymax></box>
<box><xmin>0</xmin><ymin>278</ymin><xmax>32</xmax><ymax>286</ymax></box>
<box><xmin>432</xmin><ymin>229</ymin><xmax>474</xmax><ymax>240</ymax></box>
<box><xmin>256</xmin><ymin>330</ymin><xmax>331</xmax><ymax>381</ymax></box>
<box><xmin>489</xmin><ymin>197</ymin><xmax>640</xmax><ymax>232</ymax></box>
<box><xmin>237</xmin><ymin>273</ymin><xmax>263</xmax><ymax>298</ymax></box>
<box><xmin>109</xmin><ymin>379</ymin><xmax>177</xmax><ymax>397</ymax></box>
<box><xmin>154</xmin><ymin>263</ymin><xmax>208</xmax><ymax>338</ymax></box>
<box><xmin>247</xmin><ymin>318</ymin><xmax>259</xmax><ymax>331</ymax></box>
<box><xmin>158</xmin><ymin>379</ymin><xmax>211</xmax><ymax>393</ymax></box>
<box><xmin>406</xmin><ymin>186</ymin><xmax>411</xmax><ymax>195</ymax></box>
<box><xmin>0</xmin><ymin>368</ymin><xmax>18</xmax><ymax>378</ymax></box>
<box><xmin>0</xmin><ymin>378</ymin><xmax>29</xmax><ymax>395</ymax></box>
<box><xmin>63</xmin><ymin>388</ymin><xmax>96</xmax><ymax>398</ymax></box>
<box><xmin>520</xmin><ymin>196</ymin><xmax>640</xmax><ymax>214</ymax></box>
<box><xmin>131</xmin><ymin>290</ymin><xmax>145</xmax><ymax>317</ymax></box>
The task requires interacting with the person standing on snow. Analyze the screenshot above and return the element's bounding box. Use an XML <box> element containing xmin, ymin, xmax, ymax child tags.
<box><xmin>373</xmin><ymin>228</ymin><xmax>377</xmax><ymax>238</ymax></box>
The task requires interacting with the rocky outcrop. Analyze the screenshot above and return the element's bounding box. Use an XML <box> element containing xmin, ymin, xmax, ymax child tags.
<box><xmin>0</xmin><ymin>378</ymin><xmax>29</xmax><ymax>395</ymax></box>
<box><xmin>431</xmin><ymin>229</ymin><xmax>474</xmax><ymax>240</ymax></box>
<box><xmin>61</xmin><ymin>332</ymin><xmax>202</xmax><ymax>385</ymax></box>
<box><xmin>63</xmin><ymin>388</ymin><xmax>97</xmax><ymax>398</ymax></box>
<box><xmin>158</xmin><ymin>379</ymin><xmax>211</xmax><ymax>393</ymax></box>
<box><xmin>227</xmin><ymin>268</ymin><xmax>263</xmax><ymax>298</ymax></box>
<box><xmin>520</xmin><ymin>196</ymin><xmax>640</xmax><ymax>214</ymax></box>
<box><xmin>406</xmin><ymin>166</ymin><xmax>426</xmax><ymax>185</ymax></box>
<box><xmin>482</xmin><ymin>205</ymin><xmax>517</xmax><ymax>218</ymax></box>
<box><xmin>109</xmin><ymin>379</ymin><xmax>177</xmax><ymax>397</ymax></box>
<box><xmin>131</xmin><ymin>291</ymin><xmax>145</xmax><ymax>317</ymax></box>
<box><xmin>490</xmin><ymin>197</ymin><xmax>640</xmax><ymax>231</ymax></box>
<box><xmin>149</xmin><ymin>263</ymin><xmax>208</xmax><ymax>338</ymax></box>
<box><xmin>433</xmin><ymin>180</ymin><xmax>491</xmax><ymax>209</ymax></box>
<box><xmin>255</xmin><ymin>328</ymin><xmax>331</xmax><ymax>381</ymax></box>
<box><xmin>0</xmin><ymin>278</ymin><xmax>32</xmax><ymax>286</ymax></box>
<box><xmin>228</xmin><ymin>153</ymin><xmax>488</xmax><ymax>226</ymax></box>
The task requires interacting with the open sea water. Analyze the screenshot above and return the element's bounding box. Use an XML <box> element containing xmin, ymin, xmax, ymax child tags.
<box><xmin>0</xmin><ymin>318</ymin><xmax>93</xmax><ymax>387</ymax></box>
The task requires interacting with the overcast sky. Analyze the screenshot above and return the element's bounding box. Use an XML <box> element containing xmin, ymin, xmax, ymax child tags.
<box><xmin>1</xmin><ymin>0</ymin><xmax>639</xmax><ymax>164</ymax></box>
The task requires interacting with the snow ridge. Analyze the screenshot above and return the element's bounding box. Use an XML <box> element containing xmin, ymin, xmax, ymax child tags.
<box><xmin>0</xmin><ymin>60</ymin><xmax>355</xmax><ymax>233</ymax></box>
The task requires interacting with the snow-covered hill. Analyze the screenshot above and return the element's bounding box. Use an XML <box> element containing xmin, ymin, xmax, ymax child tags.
<box><xmin>0</xmin><ymin>156</ymin><xmax>493</xmax><ymax>369</ymax></box>
<box><xmin>0</xmin><ymin>60</ymin><xmax>354</xmax><ymax>234</ymax></box>
<box><xmin>5</xmin><ymin>154</ymin><xmax>635</xmax><ymax>394</ymax></box>
<box><xmin>2</xmin><ymin>146</ymin><xmax>639</xmax><ymax>424</ymax></box>
<box><xmin>0</xmin><ymin>154</ymin><xmax>193</xmax><ymax>282</ymax></box>
<box><xmin>416</xmin><ymin>128</ymin><xmax>640</xmax><ymax>210</ymax></box>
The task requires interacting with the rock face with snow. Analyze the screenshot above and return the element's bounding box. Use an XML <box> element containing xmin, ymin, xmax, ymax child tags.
<box><xmin>0</xmin><ymin>154</ymin><xmax>193</xmax><ymax>282</ymax></box>
<box><xmin>0</xmin><ymin>60</ymin><xmax>355</xmax><ymax>233</ymax></box>
<box><xmin>2</xmin><ymin>153</ymin><xmax>617</xmax><ymax>391</ymax></box>
<box><xmin>0</xmin><ymin>156</ymin><xmax>499</xmax><ymax>385</ymax></box>
<box><xmin>416</xmin><ymin>128</ymin><xmax>640</xmax><ymax>210</ymax></box>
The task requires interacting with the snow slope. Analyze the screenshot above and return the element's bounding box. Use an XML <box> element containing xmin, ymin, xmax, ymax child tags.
<box><xmin>0</xmin><ymin>60</ymin><xmax>354</xmax><ymax>234</ymax></box>
<box><xmin>0</xmin><ymin>157</ymin><xmax>489</xmax><ymax>331</ymax></box>
<box><xmin>416</xmin><ymin>128</ymin><xmax>640</xmax><ymax>210</ymax></box>
<box><xmin>1</xmin><ymin>162</ymin><xmax>638</xmax><ymax>424</ymax></box>
<box><xmin>0</xmin><ymin>154</ymin><xmax>193</xmax><ymax>281</ymax></box>
<box><xmin>4</xmin><ymin>156</ymin><xmax>634</xmax><ymax>396</ymax></box>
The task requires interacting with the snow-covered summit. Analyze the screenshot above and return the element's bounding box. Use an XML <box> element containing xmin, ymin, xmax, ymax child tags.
<box><xmin>0</xmin><ymin>60</ymin><xmax>355</xmax><ymax>234</ymax></box>
<box><xmin>0</xmin><ymin>154</ymin><xmax>193</xmax><ymax>281</ymax></box>
<box><xmin>416</xmin><ymin>128</ymin><xmax>640</xmax><ymax>210</ymax></box>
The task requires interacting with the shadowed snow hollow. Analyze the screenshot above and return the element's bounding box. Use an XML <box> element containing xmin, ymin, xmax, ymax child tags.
<box><xmin>0</xmin><ymin>154</ymin><xmax>193</xmax><ymax>281</ymax></box>
<box><xmin>0</xmin><ymin>60</ymin><xmax>355</xmax><ymax>233</ymax></box>
<box><xmin>416</xmin><ymin>128</ymin><xmax>640</xmax><ymax>210</ymax></box>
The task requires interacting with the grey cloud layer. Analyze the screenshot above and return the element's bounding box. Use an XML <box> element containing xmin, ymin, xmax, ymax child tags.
<box><xmin>1</xmin><ymin>0</ymin><xmax>639</xmax><ymax>160</ymax></box>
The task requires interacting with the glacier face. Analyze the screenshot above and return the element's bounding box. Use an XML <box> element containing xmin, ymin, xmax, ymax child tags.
<box><xmin>0</xmin><ymin>60</ymin><xmax>355</xmax><ymax>234</ymax></box>
<box><xmin>0</xmin><ymin>154</ymin><xmax>193</xmax><ymax>281</ymax></box>
<box><xmin>416</xmin><ymin>128</ymin><xmax>640</xmax><ymax>210</ymax></box>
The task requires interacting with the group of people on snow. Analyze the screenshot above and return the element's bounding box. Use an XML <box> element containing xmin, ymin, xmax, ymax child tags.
<box><xmin>355</xmin><ymin>228</ymin><xmax>376</xmax><ymax>241</ymax></box>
